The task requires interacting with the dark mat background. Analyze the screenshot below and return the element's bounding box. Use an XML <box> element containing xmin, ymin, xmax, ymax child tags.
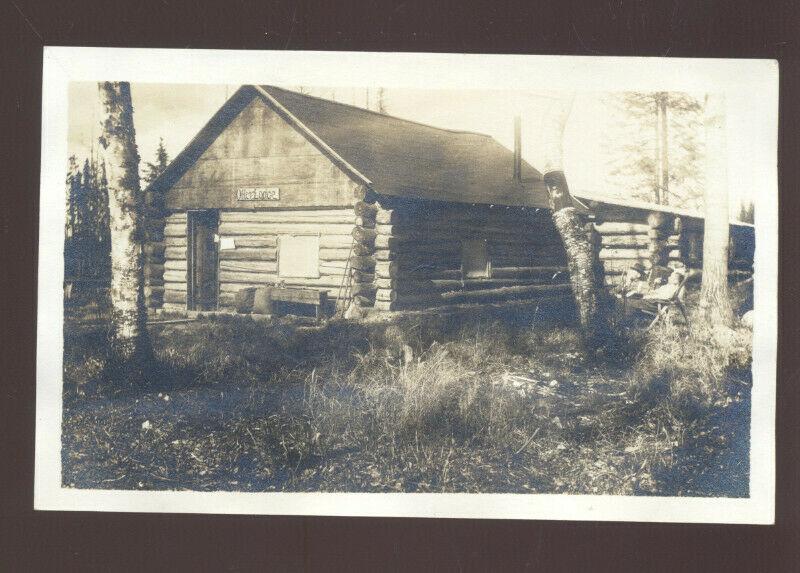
<box><xmin>2</xmin><ymin>1</ymin><xmax>798</xmax><ymax>570</ymax></box>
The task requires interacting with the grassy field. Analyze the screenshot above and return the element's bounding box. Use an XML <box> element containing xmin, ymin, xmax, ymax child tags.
<box><xmin>62</xmin><ymin>302</ymin><xmax>753</xmax><ymax>496</ymax></box>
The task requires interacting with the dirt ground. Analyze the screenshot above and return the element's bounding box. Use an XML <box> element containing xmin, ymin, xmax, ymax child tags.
<box><xmin>61</xmin><ymin>312</ymin><xmax>751</xmax><ymax>496</ymax></box>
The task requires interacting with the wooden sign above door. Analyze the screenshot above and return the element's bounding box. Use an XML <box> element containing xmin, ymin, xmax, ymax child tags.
<box><xmin>236</xmin><ymin>187</ymin><xmax>280</xmax><ymax>201</ymax></box>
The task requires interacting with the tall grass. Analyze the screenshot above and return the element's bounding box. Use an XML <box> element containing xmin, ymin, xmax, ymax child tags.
<box><xmin>628</xmin><ymin>312</ymin><xmax>752</xmax><ymax>414</ymax></box>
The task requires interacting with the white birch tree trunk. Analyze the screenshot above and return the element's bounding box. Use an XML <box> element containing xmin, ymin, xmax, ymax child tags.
<box><xmin>700</xmin><ymin>93</ymin><xmax>733</xmax><ymax>326</ymax></box>
<box><xmin>541</xmin><ymin>95</ymin><xmax>606</xmax><ymax>349</ymax></box>
<box><xmin>97</xmin><ymin>82</ymin><xmax>149</xmax><ymax>361</ymax></box>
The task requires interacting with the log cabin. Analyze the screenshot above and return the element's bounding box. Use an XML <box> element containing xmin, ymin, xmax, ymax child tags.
<box><xmin>571</xmin><ymin>194</ymin><xmax>755</xmax><ymax>289</ymax></box>
<box><xmin>144</xmin><ymin>85</ymin><xmax>573</xmax><ymax>315</ymax></box>
<box><xmin>143</xmin><ymin>85</ymin><xmax>755</xmax><ymax>317</ymax></box>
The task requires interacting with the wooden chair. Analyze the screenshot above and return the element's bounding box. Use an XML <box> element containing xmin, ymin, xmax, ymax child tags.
<box><xmin>626</xmin><ymin>271</ymin><xmax>691</xmax><ymax>329</ymax></box>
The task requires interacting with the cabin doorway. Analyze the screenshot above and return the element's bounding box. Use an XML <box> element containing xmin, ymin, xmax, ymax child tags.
<box><xmin>187</xmin><ymin>210</ymin><xmax>219</xmax><ymax>311</ymax></box>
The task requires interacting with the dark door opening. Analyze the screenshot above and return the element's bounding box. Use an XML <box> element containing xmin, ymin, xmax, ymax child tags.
<box><xmin>187</xmin><ymin>210</ymin><xmax>219</xmax><ymax>311</ymax></box>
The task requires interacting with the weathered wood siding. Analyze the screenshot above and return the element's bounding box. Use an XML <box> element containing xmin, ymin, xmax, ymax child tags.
<box><xmin>161</xmin><ymin>212</ymin><xmax>188</xmax><ymax>311</ymax></box>
<box><xmin>165</xmin><ymin>97</ymin><xmax>361</xmax><ymax>210</ymax></box>
<box><xmin>595</xmin><ymin>214</ymin><xmax>755</xmax><ymax>288</ymax></box>
<box><xmin>216</xmin><ymin>208</ymin><xmax>356</xmax><ymax>309</ymax></box>
<box><xmin>371</xmin><ymin>199</ymin><xmax>572</xmax><ymax>311</ymax></box>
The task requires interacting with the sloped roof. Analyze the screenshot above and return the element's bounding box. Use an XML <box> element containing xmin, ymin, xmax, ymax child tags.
<box><xmin>573</xmin><ymin>192</ymin><xmax>755</xmax><ymax>229</ymax></box>
<box><xmin>148</xmin><ymin>85</ymin><xmax>550</xmax><ymax>208</ymax></box>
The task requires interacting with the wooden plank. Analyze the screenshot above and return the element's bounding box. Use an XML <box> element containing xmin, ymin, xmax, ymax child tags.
<box><xmin>599</xmin><ymin>234</ymin><xmax>649</xmax><ymax>247</ymax></box>
<box><xmin>164</xmin><ymin>282</ymin><xmax>186</xmax><ymax>291</ymax></box>
<box><xmin>225</xmin><ymin>236</ymin><xmax>278</xmax><ymax>248</ymax></box>
<box><xmin>319</xmin><ymin>248</ymin><xmax>352</xmax><ymax>261</ymax></box>
<box><xmin>218</xmin><ymin>222</ymin><xmax>354</xmax><ymax>236</ymax></box>
<box><xmin>219</xmin><ymin>260</ymin><xmax>278</xmax><ymax>273</ymax></box>
<box><xmin>165</xmin><ymin>98</ymin><xmax>360</xmax><ymax>210</ymax></box>
<box><xmin>598</xmin><ymin>248</ymin><xmax>651</xmax><ymax>260</ymax></box>
<box><xmin>164</xmin><ymin>247</ymin><xmax>187</xmax><ymax>260</ymax></box>
<box><xmin>218</xmin><ymin>248</ymin><xmax>277</xmax><ymax>261</ymax></box>
<box><xmin>164</xmin><ymin>260</ymin><xmax>187</xmax><ymax>271</ymax></box>
<box><xmin>221</xmin><ymin>210</ymin><xmax>354</xmax><ymax>224</ymax></box>
<box><xmin>218</xmin><ymin>276</ymin><xmax>344</xmax><ymax>290</ymax></box>
<box><xmin>594</xmin><ymin>222</ymin><xmax>650</xmax><ymax>234</ymax></box>
<box><xmin>163</xmin><ymin>270</ymin><xmax>188</xmax><ymax>283</ymax></box>
<box><xmin>164</xmin><ymin>290</ymin><xmax>187</xmax><ymax>304</ymax></box>
<box><xmin>164</xmin><ymin>236</ymin><xmax>187</xmax><ymax>247</ymax></box>
<box><xmin>164</xmin><ymin>223</ymin><xmax>187</xmax><ymax>237</ymax></box>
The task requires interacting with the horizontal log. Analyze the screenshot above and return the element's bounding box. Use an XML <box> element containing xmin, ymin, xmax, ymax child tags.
<box><xmin>164</xmin><ymin>223</ymin><xmax>186</xmax><ymax>237</ymax></box>
<box><xmin>163</xmin><ymin>270</ymin><xmax>188</xmax><ymax>283</ymax></box>
<box><xmin>594</xmin><ymin>222</ymin><xmax>650</xmax><ymax>235</ymax></box>
<box><xmin>164</xmin><ymin>290</ymin><xmax>186</xmax><ymax>304</ymax></box>
<box><xmin>161</xmin><ymin>303</ymin><xmax>186</xmax><ymax>312</ymax></box>
<box><xmin>599</xmin><ymin>248</ymin><xmax>651</xmax><ymax>260</ymax></box>
<box><xmin>218</xmin><ymin>222</ymin><xmax>354</xmax><ymax>236</ymax></box>
<box><xmin>488</xmin><ymin>266</ymin><xmax>569</xmax><ymax>279</ymax></box>
<box><xmin>219</xmin><ymin>280</ymin><xmax>345</xmax><ymax>294</ymax></box>
<box><xmin>599</xmin><ymin>234</ymin><xmax>649</xmax><ymax>247</ymax></box>
<box><xmin>165</xmin><ymin>212</ymin><xmax>187</xmax><ymax>222</ymax></box>
<box><xmin>224</xmin><ymin>236</ymin><xmax>278</xmax><ymax>248</ymax></box>
<box><xmin>164</xmin><ymin>236</ymin><xmax>187</xmax><ymax>247</ymax></box>
<box><xmin>165</xmin><ymin>247</ymin><xmax>187</xmax><ymax>260</ymax></box>
<box><xmin>383</xmin><ymin>283</ymin><xmax>573</xmax><ymax>309</ymax></box>
<box><xmin>374</xmin><ymin>245</ymin><xmax>460</xmax><ymax>261</ymax></box>
<box><xmin>219</xmin><ymin>260</ymin><xmax>277</xmax><ymax>273</ymax></box>
<box><xmin>219</xmin><ymin>248</ymin><xmax>277</xmax><ymax>261</ymax></box>
<box><xmin>374</xmin><ymin>206</ymin><xmax>554</xmax><ymax>227</ymax></box>
<box><xmin>319</xmin><ymin>248</ymin><xmax>352</xmax><ymax>261</ymax></box>
<box><xmin>163</xmin><ymin>282</ymin><xmax>186</xmax><ymax>292</ymax></box>
<box><xmin>221</xmin><ymin>210</ymin><xmax>354</xmax><ymax>224</ymax></box>
<box><xmin>375</xmin><ymin>277</ymin><xmax>562</xmax><ymax>294</ymax></box>
<box><xmin>219</xmin><ymin>271</ymin><xmax>346</xmax><ymax>288</ymax></box>
<box><xmin>164</xmin><ymin>260</ymin><xmax>187</xmax><ymax>271</ymax></box>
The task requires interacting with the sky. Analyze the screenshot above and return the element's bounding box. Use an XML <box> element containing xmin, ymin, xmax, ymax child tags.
<box><xmin>67</xmin><ymin>83</ymin><xmax>749</xmax><ymax>211</ymax></box>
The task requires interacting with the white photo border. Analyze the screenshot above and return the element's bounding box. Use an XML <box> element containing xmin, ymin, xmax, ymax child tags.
<box><xmin>35</xmin><ymin>47</ymin><xmax>778</xmax><ymax>523</ymax></box>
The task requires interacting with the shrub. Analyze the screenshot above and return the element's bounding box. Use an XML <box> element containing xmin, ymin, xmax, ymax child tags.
<box><xmin>628</xmin><ymin>311</ymin><xmax>752</xmax><ymax>414</ymax></box>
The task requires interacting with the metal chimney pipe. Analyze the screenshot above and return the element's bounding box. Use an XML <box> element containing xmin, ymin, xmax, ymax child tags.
<box><xmin>513</xmin><ymin>116</ymin><xmax>522</xmax><ymax>182</ymax></box>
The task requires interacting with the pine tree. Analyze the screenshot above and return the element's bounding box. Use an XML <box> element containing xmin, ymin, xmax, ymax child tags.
<box><xmin>143</xmin><ymin>138</ymin><xmax>169</xmax><ymax>187</ymax></box>
<box><xmin>65</xmin><ymin>155</ymin><xmax>81</xmax><ymax>239</ymax></box>
<box><xmin>606</xmin><ymin>92</ymin><xmax>705</xmax><ymax>209</ymax></box>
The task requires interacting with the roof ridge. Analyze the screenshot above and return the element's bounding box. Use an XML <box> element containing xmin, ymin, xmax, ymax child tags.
<box><xmin>258</xmin><ymin>85</ymin><xmax>494</xmax><ymax>139</ymax></box>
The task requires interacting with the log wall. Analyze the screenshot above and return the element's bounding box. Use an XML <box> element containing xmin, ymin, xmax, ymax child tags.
<box><xmin>161</xmin><ymin>212</ymin><xmax>188</xmax><ymax>311</ymax></box>
<box><xmin>215</xmin><ymin>208</ymin><xmax>356</xmax><ymax>309</ymax></box>
<box><xmin>370</xmin><ymin>199</ymin><xmax>572</xmax><ymax>311</ymax></box>
<box><xmin>594</xmin><ymin>213</ymin><xmax>755</xmax><ymax>288</ymax></box>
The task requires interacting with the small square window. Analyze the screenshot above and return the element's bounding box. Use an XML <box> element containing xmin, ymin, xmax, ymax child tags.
<box><xmin>278</xmin><ymin>234</ymin><xmax>320</xmax><ymax>278</ymax></box>
<box><xmin>462</xmin><ymin>239</ymin><xmax>489</xmax><ymax>278</ymax></box>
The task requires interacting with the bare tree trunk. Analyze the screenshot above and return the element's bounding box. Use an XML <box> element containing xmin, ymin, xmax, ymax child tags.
<box><xmin>659</xmin><ymin>94</ymin><xmax>670</xmax><ymax>205</ymax></box>
<box><xmin>97</xmin><ymin>82</ymin><xmax>149</xmax><ymax>362</ymax></box>
<box><xmin>700</xmin><ymin>93</ymin><xmax>734</xmax><ymax>326</ymax></box>
<box><xmin>541</xmin><ymin>96</ymin><xmax>607</xmax><ymax>349</ymax></box>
